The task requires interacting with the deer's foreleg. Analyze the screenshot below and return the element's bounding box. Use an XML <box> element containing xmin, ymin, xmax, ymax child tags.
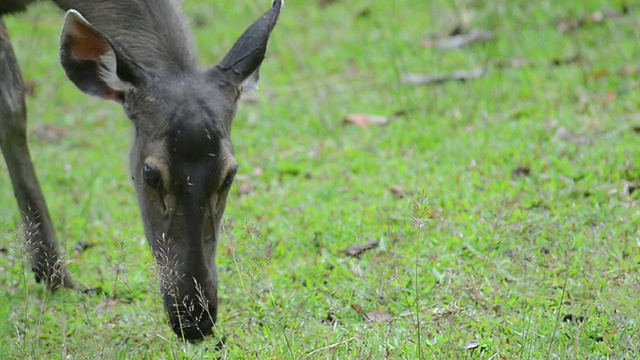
<box><xmin>0</xmin><ymin>20</ymin><xmax>74</xmax><ymax>291</ymax></box>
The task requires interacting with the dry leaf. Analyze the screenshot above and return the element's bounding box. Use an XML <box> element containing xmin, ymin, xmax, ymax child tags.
<box><xmin>424</xmin><ymin>29</ymin><xmax>494</xmax><ymax>50</ymax></box>
<box><xmin>351</xmin><ymin>305</ymin><xmax>393</xmax><ymax>323</ymax></box>
<box><xmin>464</xmin><ymin>340</ymin><xmax>481</xmax><ymax>350</ymax></box>
<box><xmin>551</xmin><ymin>54</ymin><xmax>587</xmax><ymax>67</ymax></box>
<box><xmin>494</xmin><ymin>57</ymin><xmax>533</xmax><ymax>69</ymax></box>
<box><xmin>402</xmin><ymin>68</ymin><xmax>484</xmax><ymax>86</ymax></box>
<box><xmin>365</xmin><ymin>310</ymin><xmax>394</xmax><ymax>323</ymax></box>
<box><xmin>238</xmin><ymin>183</ymin><xmax>253</xmax><ymax>195</ymax></box>
<box><xmin>557</xmin><ymin>7</ymin><xmax>628</xmax><ymax>33</ymax></box>
<box><xmin>351</xmin><ymin>304</ymin><xmax>367</xmax><ymax>315</ymax></box>
<box><xmin>224</xmin><ymin>246</ymin><xmax>233</xmax><ymax>257</ymax></box>
<box><xmin>342</xmin><ymin>114</ymin><xmax>389</xmax><ymax>128</ymax></box>
<box><xmin>343</xmin><ymin>240</ymin><xmax>379</xmax><ymax>256</ymax></box>
<box><xmin>390</xmin><ymin>185</ymin><xmax>405</xmax><ymax>199</ymax></box>
<box><xmin>603</xmin><ymin>90</ymin><xmax>617</xmax><ymax>104</ymax></box>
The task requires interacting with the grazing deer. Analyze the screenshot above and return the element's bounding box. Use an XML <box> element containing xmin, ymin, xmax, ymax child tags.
<box><xmin>0</xmin><ymin>0</ymin><xmax>282</xmax><ymax>340</ymax></box>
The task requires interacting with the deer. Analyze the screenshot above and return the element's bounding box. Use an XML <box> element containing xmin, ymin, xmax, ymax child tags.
<box><xmin>0</xmin><ymin>0</ymin><xmax>283</xmax><ymax>340</ymax></box>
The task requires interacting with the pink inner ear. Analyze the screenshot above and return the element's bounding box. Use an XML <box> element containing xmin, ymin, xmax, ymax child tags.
<box><xmin>103</xmin><ymin>90</ymin><xmax>123</xmax><ymax>102</ymax></box>
<box><xmin>68</xmin><ymin>20</ymin><xmax>109</xmax><ymax>62</ymax></box>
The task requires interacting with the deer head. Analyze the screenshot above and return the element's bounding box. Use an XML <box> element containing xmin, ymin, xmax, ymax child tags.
<box><xmin>58</xmin><ymin>0</ymin><xmax>283</xmax><ymax>340</ymax></box>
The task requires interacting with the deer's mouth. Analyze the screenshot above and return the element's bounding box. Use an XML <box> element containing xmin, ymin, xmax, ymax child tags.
<box><xmin>167</xmin><ymin>301</ymin><xmax>217</xmax><ymax>341</ymax></box>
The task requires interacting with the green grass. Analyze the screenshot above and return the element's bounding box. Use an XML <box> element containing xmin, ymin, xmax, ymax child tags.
<box><xmin>1</xmin><ymin>0</ymin><xmax>640</xmax><ymax>358</ymax></box>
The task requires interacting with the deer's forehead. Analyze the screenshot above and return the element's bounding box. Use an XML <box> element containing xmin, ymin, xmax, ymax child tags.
<box><xmin>136</xmin><ymin>88</ymin><xmax>231</xmax><ymax>136</ymax></box>
<box><xmin>167</xmin><ymin>121</ymin><xmax>226</xmax><ymax>160</ymax></box>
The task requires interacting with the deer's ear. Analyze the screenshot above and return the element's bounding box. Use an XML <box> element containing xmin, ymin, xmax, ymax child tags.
<box><xmin>214</xmin><ymin>0</ymin><xmax>283</xmax><ymax>91</ymax></box>
<box><xmin>59</xmin><ymin>10</ymin><xmax>143</xmax><ymax>102</ymax></box>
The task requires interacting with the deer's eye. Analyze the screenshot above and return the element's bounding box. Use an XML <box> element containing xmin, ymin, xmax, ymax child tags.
<box><xmin>143</xmin><ymin>163</ymin><xmax>161</xmax><ymax>189</ymax></box>
<box><xmin>221</xmin><ymin>167</ymin><xmax>238</xmax><ymax>189</ymax></box>
<box><xmin>221</xmin><ymin>173</ymin><xmax>235</xmax><ymax>188</ymax></box>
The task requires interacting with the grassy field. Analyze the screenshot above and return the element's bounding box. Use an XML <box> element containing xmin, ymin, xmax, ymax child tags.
<box><xmin>1</xmin><ymin>0</ymin><xmax>640</xmax><ymax>358</ymax></box>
